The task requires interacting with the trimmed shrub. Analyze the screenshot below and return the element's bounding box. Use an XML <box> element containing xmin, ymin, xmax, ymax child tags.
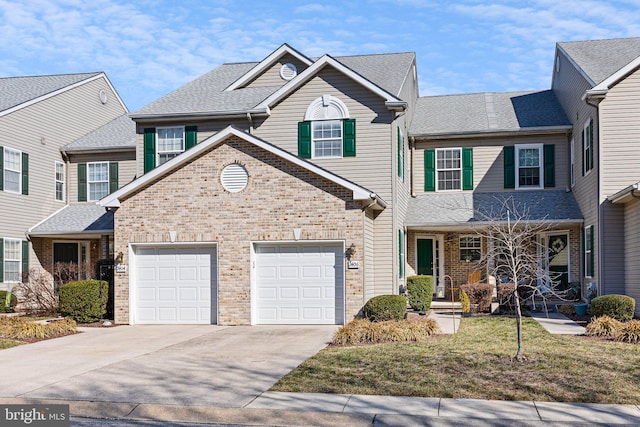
<box><xmin>586</xmin><ymin>315</ymin><xmax>623</xmax><ymax>338</ymax></box>
<box><xmin>460</xmin><ymin>283</ymin><xmax>493</xmax><ymax>312</ymax></box>
<box><xmin>406</xmin><ymin>275</ymin><xmax>434</xmax><ymax>311</ymax></box>
<box><xmin>333</xmin><ymin>318</ymin><xmax>440</xmax><ymax>345</ymax></box>
<box><xmin>615</xmin><ymin>319</ymin><xmax>640</xmax><ymax>344</ymax></box>
<box><xmin>58</xmin><ymin>280</ymin><xmax>108</xmax><ymax>323</ymax></box>
<box><xmin>0</xmin><ymin>291</ymin><xmax>18</xmax><ymax>313</ymax></box>
<box><xmin>591</xmin><ymin>295</ymin><xmax>635</xmax><ymax>322</ymax></box>
<box><xmin>363</xmin><ymin>295</ymin><xmax>407</xmax><ymax>322</ymax></box>
<box><xmin>460</xmin><ymin>290</ymin><xmax>470</xmax><ymax>313</ymax></box>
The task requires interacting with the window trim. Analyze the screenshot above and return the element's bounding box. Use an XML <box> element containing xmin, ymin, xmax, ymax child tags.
<box><xmin>55</xmin><ymin>161</ymin><xmax>65</xmax><ymax>202</ymax></box>
<box><xmin>3</xmin><ymin>147</ymin><xmax>21</xmax><ymax>194</ymax></box>
<box><xmin>570</xmin><ymin>138</ymin><xmax>575</xmax><ymax>188</ymax></box>
<box><xmin>397</xmin><ymin>127</ymin><xmax>405</xmax><ymax>182</ymax></box>
<box><xmin>87</xmin><ymin>161</ymin><xmax>109</xmax><ymax>202</ymax></box>
<box><xmin>459</xmin><ymin>235</ymin><xmax>482</xmax><ymax>262</ymax></box>
<box><xmin>311</xmin><ymin>119</ymin><xmax>343</xmax><ymax>159</ymax></box>
<box><xmin>515</xmin><ymin>143</ymin><xmax>543</xmax><ymax>190</ymax></box>
<box><xmin>435</xmin><ymin>147</ymin><xmax>462</xmax><ymax>192</ymax></box>
<box><xmin>399</xmin><ymin>229</ymin><xmax>406</xmax><ymax>279</ymax></box>
<box><xmin>583</xmin><ymin>120</ymin><xmax>593</xmax><ymax>175</ymax></box>
<box><xmin>156</xmin><ymin>125</ymin><xmax>186</xmax><ymax>165</ymax></box>
<box><xmin>3</xmin><ymin>238</ymin><xmax>22</xmax><ymax>283</ymax></box>
<box><xmin>584</xmin><ymin>225</ymin><xmax>594</xmax><ymax>278</ymax></box>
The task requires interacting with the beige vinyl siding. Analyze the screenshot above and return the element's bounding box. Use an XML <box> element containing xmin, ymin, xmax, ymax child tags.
<box><xmin>414</xmin><ymin>134</ymin><xmax>569</xmax><ymax>195</ymax></box>
<box><xmin>601</xmin><ymin>202</ymin><xmax>625</xmax><ymax>293</ymax></box>
<box><xmin>363</xmin><ymin>208</ymin><xmax>375</xmax><ymax>301</ymax></box>
<box><xmin>68</xmin><ymin>152</ymin><xmax>136</xmax><ymax>202</ymax></box>
<box><xmin>0</xmin><ymin>76</ymin><xmax>126</xmax><ymax>240</ymax></box>
<box><xmin>624</xmin><ymin>199</ymin><xmax>640</xmax><ymax>317</ymax></box>
<box><xmin>252</xmin><ymin>67</ymin><xmax>396</xmax><ymax>294</ymax></box>
<box><xmin>245</xmin><ymin>54</ymin><xmax>310</xmax><ymax>89</ymax></box>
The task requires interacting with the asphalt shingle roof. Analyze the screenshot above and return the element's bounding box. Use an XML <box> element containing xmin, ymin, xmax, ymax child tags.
<box><xmin>410</xmin><ymin>90</ymin><xmax>570</xmax><ymax>136</ymax></box>
<box><xmin>133</xmin><ymin>52</ymin><xmax>415</xmax><ymax>117</ymax></box>
<box><xmin>29</xmin><ymin>204</ymin><xmax>113</xmax><ymax>235</ymax></box>
<box><xmin>405</xmin><ymin>191</ymin><xmax>583</xmax><ymax>228</ymax></box>
<box><xmin>558</xmin><ymin>37</ymin><xmax>640</xmax><ymax>85</ymax></box>
<box><xmin>0</xmin><ymin>72</ymin><xmax>100</xmax><ymax>113</ymax></box>
<box><xmin>62</xmin><ymin>114</ymin><xmax>136</xmax><ymax>153</ymax></box>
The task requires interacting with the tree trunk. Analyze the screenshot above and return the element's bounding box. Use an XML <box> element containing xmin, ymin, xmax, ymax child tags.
<box><xmin>514</xmin><ymin>286</ymin><xmax>525</xmax><ymax>362</ymax></box>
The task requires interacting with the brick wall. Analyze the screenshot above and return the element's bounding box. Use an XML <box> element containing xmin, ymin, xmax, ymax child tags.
<box><xmin>113</xmin><ymin>136</ymin><xmax>367</xmax><ymax>325</ymax></box>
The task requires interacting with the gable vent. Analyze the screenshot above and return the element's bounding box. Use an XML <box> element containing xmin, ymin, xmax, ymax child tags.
<box><xmin>280</xmin><ymin>63</ymin><xmax>297</xmax><ymax>81</ymax></box>
<box><xmin>221</xmin><ymin>163</ymin><xmax>248</xmax><ymax>193</ymax></box>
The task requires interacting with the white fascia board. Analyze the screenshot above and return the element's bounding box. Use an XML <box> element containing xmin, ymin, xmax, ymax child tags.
<box><xmin>225</xmin><ymin>44</ymin><xmax>313</xmax><ymax>92</ymax></box>
<box><xmin>99</xmin><ymin>126</ymin><xmax>381</xmax><ymax>208</ymax></box>
<box><xmin>256</xmin><ymin>55</ymin><xmax>405</xmax><ymax>111</ymax></box>
<box><xmin>0</xmin><ymin>73</ymin><xmax>108</xmax><ymax>118</ymax></box>
<box><xmin>608</xmin><ymin>182</ymin><xmax>640</xmax><ymax>204</ymax></box>
<box><xmin>589</xmin><ymin>55</ymin><xmax>640</xmax><ymax>93</ymax></box>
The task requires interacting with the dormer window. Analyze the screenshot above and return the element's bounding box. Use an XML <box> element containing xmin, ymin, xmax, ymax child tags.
<box><xmin>298</xmin><ymin>95</ymin><xmax>355</xmax><ymax>159</ymax></box>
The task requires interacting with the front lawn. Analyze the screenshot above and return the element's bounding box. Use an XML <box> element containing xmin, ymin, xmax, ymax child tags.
<box><xmin>0</xmin><ymin>340</ymin><xmax>24</xmax><ymax>349</ymax></box>
<box><xmin>272</xmin><ymin>316</ymin><xmax>640</xmax><ymax>404</ymax></box>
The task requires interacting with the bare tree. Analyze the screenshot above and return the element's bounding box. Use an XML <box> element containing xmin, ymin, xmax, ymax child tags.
<box><xmin>15</xmin><ymin>268</ymin><xmax>59</xmax><ymax>315</ymax></box>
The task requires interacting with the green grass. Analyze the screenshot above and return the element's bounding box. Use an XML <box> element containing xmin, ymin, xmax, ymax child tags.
<box><xmin>0</xmin><ymin>339</ymin><xmax>24</xmax><ymax>349</ymax></box>
<box><xmin>272</xmin><ymin>316</ymin><xmax>640</xmax><ymax>404</ymax></box>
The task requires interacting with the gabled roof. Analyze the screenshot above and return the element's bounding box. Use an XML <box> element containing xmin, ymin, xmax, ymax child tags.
<box><xmin>62</xmin><ymin>114</ymin><xmax>136</xmax><ymax>153</ymax></box>
<box><xmin>0</xmin><ymin>72</ymin><xmax>127</xmax><ymax>117</ymax></box>
<box><xmin>406</xmin><ymin>191</ymin><xmax>583</xmax><ymax>229</ymax></box>
<box><xmin>99</xmin><ymin>126</ymin><xmax>386</xmax><ymax>209</ymax></box>
<box><xmin>130</xmin><ymin>47</ymin><xmax>414</xmax><ymax>120</ymax></box>
<box><xmin>557</xmin><ymin>37</ymin><xmax>640</xmax><ymax>86</ymax></box>
<box><xmin>410</xmin><ymin>90</ymin><xmax>571</xmax><ymax>138</ymax></box>
<box><xmin>28</xmin><ymin>204</ymin><xmax>114</xmax><ymax>237</ymax></box>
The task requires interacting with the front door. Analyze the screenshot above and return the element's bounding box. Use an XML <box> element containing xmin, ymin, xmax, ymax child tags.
<box><xmin>544</xmin><ymin>232</ymin><xmax>570</xmax><ymax>291</ymax></box>
<box><xmin>53</xmin><ymin>242</ymin><xmax>79</xmax><ymax>264</ymax></box>
<box><xmin>417</xmin><ymin>239</ymin><xmax>433</xmax><ymax>276</ymax></box>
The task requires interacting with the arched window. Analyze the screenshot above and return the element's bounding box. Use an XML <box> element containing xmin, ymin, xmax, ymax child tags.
<box><xmin>298</xmin><ymin>95</ymin><xmax>355</xmax><ymax>159</ymax></box>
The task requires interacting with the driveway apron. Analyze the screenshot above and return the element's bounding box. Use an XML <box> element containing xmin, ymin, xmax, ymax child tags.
<box><xmin>0</xmin><ymin>325</ymin><xmax>335</xmax><ymax>407</ymax></box>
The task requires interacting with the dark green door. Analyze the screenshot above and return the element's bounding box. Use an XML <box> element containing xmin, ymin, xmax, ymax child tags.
<box><xmin>547</xmin><ymin>233</ymin><xmax>569</xmax><ymax>291</ymax></box>
<box><xmin>417</xmin><ymin>239</ymin><xmax>433</xmax><ymax>276</ymax></box>
<box><xmin>53</xmin><ymin>243</ymin><xmax>79</xmax><ymax>264</ymax></box>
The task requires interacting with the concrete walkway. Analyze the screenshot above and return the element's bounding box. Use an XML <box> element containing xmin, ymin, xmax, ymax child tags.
<box><xmin>530</xmin><ymin>311</ymin><xmax>587</xmax><ymax>335</ymax></box>
<box><xmin>429</xmin><ymin>309</ymin><xmax>461</xmax><ymax>334</ymax></box>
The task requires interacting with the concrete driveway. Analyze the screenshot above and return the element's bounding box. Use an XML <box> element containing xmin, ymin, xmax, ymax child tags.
<box><xmin>0</xmin><ymin>324</ymin><xmax>336</xmax><ymax>407</ymax></box>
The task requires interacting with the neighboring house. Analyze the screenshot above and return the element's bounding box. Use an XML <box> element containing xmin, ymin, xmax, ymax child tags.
<box><xmin>0</xmin><ymin>72</ymin><xmax>134</xmax><ymax>290</ymax></box>
<box><xmin>551</xmin><ymin>37</ymin><xmax>640</xmax><ymax>314</ymax></box>
<box><xmin>101</xmin><ymin>44</ymin><xmax>417</xmax><ymax>325</ymax></box>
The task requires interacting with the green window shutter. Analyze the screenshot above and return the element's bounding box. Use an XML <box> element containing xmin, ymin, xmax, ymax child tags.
<box><xmin>581</xmin><ymin>128</ymin><xmax>586</xmax><ymax>176</ymax></box>
<box><xmin>343</xmin><ymin>119</ymin><xmax>356</xmax><ymax>157</ymax></box>
<box><xmin>589</xmin><ymin>119</ymin><xmax>594</xmax><ymax>171</ymax></box>
<box><xmin>0</xmin><ymin>146</ymin><xmax>4</xmax><ymax>191</ymax></box>
<box><xmin>297</xmin><ymin>121</ymin><xmax>311</xmax><ymax>159</ymax></box>
<box><xmin>0</xmin><ymin>239</ymin><xmax>4</xmax><ymax>282</ymax></box>
<box><xmin>185</xmin><ymin>126</ymin><xmax>197</xmax><ymax>150</ymax></box>
<box><xmin>589</xmin><ymin>226</ymin><xmax>595</xmax><ymax>277</ymax></box>
<box><xmin>424</xmin><ymin>149</ymin><xmax>435</xmax><ymax>192</ymax></box>
<box><xmin>503</xmin><ymin>146</ymin><xmax>515</xmax><ymax>189</ymax></box>
<box><xmin>144</xmin><ymin>128</ymin><xmax>156</xmax><ymax>173</ymax></box>
<box><xmin>462</xmin><ymin>147</ymin><xmax>473</xmax><ymax>190</ymax></box>
<box><xmin>21</xmin><ymin>153</ymin><xmax>28</xmax><ymax>195</ymax></box>
<box><xmin>581</xmin><ymin>227</ymin><xmax>585</xmax><ymax>278</ymax></box>
<box><xmin>78</xmin><ymin>163</ymin><xmax>87</xmax><ymax>202</ymax></box>
<box><xmin>544</xmin><ymin>144</ymin><xmax>555</xmax><ymax>188</ymax></box>
<box><xmin>398</xmin><ymin>230</ymin><xmax>404</xmax><ymax>279</ymax></box>
<box><xmin>21</xmin><ymin>240</ymin><xmax>28</xmax><ymax>278</ymax></box>
<box><xmin>397</xmin><ymin>127</ymin><xmax>402</xmax><ymax>177</ymax></box>
<box><xmin>109</xmin><ymin>162</ymin><xmax>119</xmax><ymax>194</ymax></box>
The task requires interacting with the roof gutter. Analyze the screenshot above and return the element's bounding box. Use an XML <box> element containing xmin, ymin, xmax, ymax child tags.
<box><xmin>129</xmin><ymin>108</ymin><xmax>270</xmax><ymax>123</ymax></box>
<box><xmin>406</xmin><ymin>218</ymin><xmax>584</xmax><ymax>231</ymax></box>
<box><xmin>609</xmin><ymin>182</ymin><xmax>640</xmax><ymax>204</ymax></box>
<box><xmin>410</xmin><ymin>125</ymin><xmax>572</xmax><ymax>140</ymax></box>
<box><xmin>385</xmin><ymin>101</ymin><xmax>408</xmax><ymax>112</ymax></box>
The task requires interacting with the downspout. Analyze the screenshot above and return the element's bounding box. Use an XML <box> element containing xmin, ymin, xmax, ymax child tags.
<box><xmin>60</xmin><ymin>149</ymin><xmax>70</xmax><ymax>205</ymax></box>
<box><xmin>409</xmin><ymin>136</ymin><xmax>416</xmax><ymax>198</ymax></box>
<box><xmin>246</xmin><ymin>112</ymin><xmax>254</xmax><ymax>134</ymax></box>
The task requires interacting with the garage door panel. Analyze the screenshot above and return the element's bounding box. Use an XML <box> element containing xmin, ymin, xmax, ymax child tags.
<box><xmin>301</xmin><ymin>266</ymin><xmax>321</xmax><ymax>278</ymax></box>
<box><xmin>135</xmin><ymin>246</ymin><xmax>217</xmax><ymax>325</ymax></box>
<box><xmin>258</xmin><ymin>287</ymin><xmax>277</xmax><ymax>299</ymax></box>
<box><xmin>301</xmin><ymin>286</ymin><xmax>322</xmax><ymax>299</ymax></box>
<box><xmin>280</xmin><ymin>287</ymin><xmax>299</xmax><ymax>299</ymax></box>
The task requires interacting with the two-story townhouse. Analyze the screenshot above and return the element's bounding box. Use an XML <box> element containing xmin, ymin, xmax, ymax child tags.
<box><xmin>404</xmin><ymin>90</ymin><xmax>582</xmax><ymax>297</ymax></box>
<box><xmin>552</xmin><ymin>37</ymin><xmax>640</xmax><ymax>314</ymax></box>
<box><xmin>99</xmin><ymin>44</ymin><xmax>418</xmax><ymax>325</ymax></box>
<box><xmin>0</xmin><ymin>73</ymin><xmax>131</xmax><ymax>291</ymax></box>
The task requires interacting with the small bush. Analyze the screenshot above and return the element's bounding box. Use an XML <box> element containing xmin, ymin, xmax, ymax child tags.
<box><xmin>460</xmin><ymin>283</ymin><xmax>493</xmax><ymax>312</ymax></box>
<box><xmin>615</xmin><ymin>320</ymin><xmax>640</xmax><ymax>344</ymax></box>
<box><xmin>460</xmin><ymin>290</ymin><xmax>470</xmax><ymax>313</ymax></box>
<box><xmin>363</xmin><ymin>295</ymin><xmax>407</xmax><ymax>322</ymax></box>
<box><xmin>333</xmin><ymin>319</ymin><xmax>440</xmax><ymax>345</ymax></box>
<box><xmin>0</xmin><ymin>291</ymin><xmax>18</xmax><ymax>313</ymax></box>
<box><xmin>59</xmin><ymin>280</ymin><xmax>108</xmax><ymax>323</ymax></box>
<box><xmin>558</xmin><ymin>305</ymin><xmax>575</xmax><ymax>316</ymax></box>
<box><xmin>43</xmin><ymin>318</ymin><xmax>77</xmax><ymax>338</ymax></box>
<box><xmin>586</xmin><ymin>315</ymin><xmax>623</xmax><ymax>338</ymax></box>
<box><xmin>0</xmin><ymin>317</ymin><xmax>76</xmax><ymax>340</ymax></box>
<box><xmin>591</xmin><ymin>295</ymin><xmax>635</xmax><ymax>322</ymax></box>
<box><xmin>406</xmin><ymin>275</ymin><xmax>434</xmax><ymax>311</ymax></box>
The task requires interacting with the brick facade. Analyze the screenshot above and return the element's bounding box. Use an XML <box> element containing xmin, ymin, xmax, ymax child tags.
<box><xmin>113</xmin><ymin>136</ymin><xmax>367</xmax><ymax>325</ymax></box>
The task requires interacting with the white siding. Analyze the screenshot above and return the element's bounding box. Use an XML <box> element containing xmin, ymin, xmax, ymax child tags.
<box><xmin>245</xmin><ymin>54</ymin><xmax>310</xmax><ymax>89</ymax></box>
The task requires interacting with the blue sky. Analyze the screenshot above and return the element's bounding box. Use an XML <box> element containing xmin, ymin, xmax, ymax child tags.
<box><xmin>1</xmin><ymin>0</ymin><xmax>639</xmax><ymax>111</ymax></box>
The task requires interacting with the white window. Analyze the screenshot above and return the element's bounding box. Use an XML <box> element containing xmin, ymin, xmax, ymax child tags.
<box><xmin>583</xmin><ymin>120</ymin><xmax>593</xmax><ymax>174</ymax></box>
<box><xmin>398</xmin><ymin>127</ymin><xmax>405</xmax><ymax>182</ymax></box>
<box><xmin>585</xmin><ymin>225</ymin><xmax>594</xmax><ymax>278</ymax></box>
<box><xmin>436</xmin><ymin>148</ymin><xmax>462</xmax><ymax>191</ymax></box>
<box><xmin>460</xmin><ymin>235</ymin><xmax>482</xmax><ymax>262</ymax></box>
<box><xmin>516</xmin><ymin>144</ymin><xmax>543</xmax><ymax>189</ymax></box>
<box><xmin>55</xmin><ymin>161</ymin><xmax>65</xmax><ymax>201</ymax></box>
<box><xmin>3</xmin><ymin>239</ymin><xmax>21</xmax><ymax>282</ymax></box>
<box><xmin>312</xmin><ymin>120</ymin><xmax>342</xmax><ymax>158</ymax></box>
<box><xmin>157</xmin><ymin>126</ymin><xmax>185</xmax><ymax>165</ymax></box>
<box><xmin>570</xmin><ymin>138</ymin><xmax>575</xmax><ymax>188</ymax></box>
<box><xmin>88</xmin><ymin>162</ymin><xmax>109</xmax><ymax>201</ymax></box>
<box><xmin>3</xmin><ymin>147</ymin><xmax>21</xmax><ymax>193</ymax></box>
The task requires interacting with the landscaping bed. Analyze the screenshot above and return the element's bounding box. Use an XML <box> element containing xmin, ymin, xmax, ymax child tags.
<box><xmin>272</xmin><ymin>316</ymin><xmax>640</xmax><ymax>404</ymax></box>
<box><xmin>0</xmin><ymin>316</ymin><xmax>78</xmax><ymax>347</ymax></box>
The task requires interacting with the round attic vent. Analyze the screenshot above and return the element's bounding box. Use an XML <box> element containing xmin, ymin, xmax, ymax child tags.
<box><xmin>221</xmin><ymin>163</ymin><xmax>248</xmax><ymax>193</ymax></box>
<box><xmin>99</xmin><ymin>89</ymin><xmax>108</xmax><ymax>104</ymax></box>
<box><xmin>280</xmin><ymin>63</ymin><xmax>297</xmax><ymax>81</ymax></box>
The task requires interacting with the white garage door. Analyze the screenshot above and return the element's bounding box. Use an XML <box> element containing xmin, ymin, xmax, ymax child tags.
<box><xmin>134</xmin><ymin>246</ymin><xmax>217</xmax><ymax>324</ymax></box>
<box><xmin>255</xmin><ymin>243</ymin><xmax>344</xmax><ymax>325</ymax></box>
